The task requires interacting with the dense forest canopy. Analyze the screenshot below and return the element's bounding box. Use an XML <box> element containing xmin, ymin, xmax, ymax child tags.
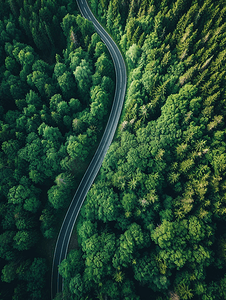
<box><xmin>59</xmin><ymin>0</ymin><xmax>226</xmax><ymax>299</ymax></box>
<box><xmin>1</xmin><ymin>0</ymin><xmax>226</xmax><ymax>299</ymax></box>
<box><xmin>0</xmin><ymin>0</ymin><xmax>115</xmax><ymax>299</ymax></box>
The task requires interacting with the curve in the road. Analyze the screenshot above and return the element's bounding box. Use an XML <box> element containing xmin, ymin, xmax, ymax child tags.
<box><xmin>51</xmin><ymin>0</ymin><xmax>127</xmax><ymax>299</ymax></box>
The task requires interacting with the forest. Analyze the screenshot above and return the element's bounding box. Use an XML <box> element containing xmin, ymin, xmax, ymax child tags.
<box><xmin>58</xmin><ymin>0</ymin><xmax>226</xmax><ymax>299</ymax></box>
<box><xmin>0</xmin><ymin>0</ymin><xmax>115</xmax><ymax>299</ymax></box>
<box><xmin>1</xmin><ymin>0</ymin><xmax>226</xmax><ymax>299</ymax></box>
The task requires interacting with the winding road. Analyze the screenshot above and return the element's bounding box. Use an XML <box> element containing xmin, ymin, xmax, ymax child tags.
<box><xmin>51</xmin><ymin>0</ymin><xmax>127</xmax><ymax>298</ymax></box>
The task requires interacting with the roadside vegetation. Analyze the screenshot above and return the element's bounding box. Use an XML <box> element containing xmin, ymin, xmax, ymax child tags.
<box><xmin>59</xmin><ymin>0</ymin><xmax>226</xmax><ymax>299</ymax></box>
<box><xmin>0</xmin><ymin>0</ymin><xmax>115</xmax><ymax>299</ymax></box>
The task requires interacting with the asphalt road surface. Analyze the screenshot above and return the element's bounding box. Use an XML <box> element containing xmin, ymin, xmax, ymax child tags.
<box><xmin>51</xmin><ymin>0</ymin><xmax>127</xmax><ymax>298</ymax></box>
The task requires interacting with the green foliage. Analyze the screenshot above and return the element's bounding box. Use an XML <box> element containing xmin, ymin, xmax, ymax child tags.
<box><xmin>13</xmin><ymin>230</ymin><xmax>39</xmax><ymax>251</ymax></box>
<box><xmin>1</xmin><ymin>262</ymin><xmax>16</xmax><ymax>283</ymax></box>
<box><xmin>48</xmin><ymin>174</ymin><xmax>73</xmax><ymax>209</ymax></box>
<box><xmin>0</xmin><ymin>0</ymin><xmax>115</xmax><ymax>298</ymax></box>
<box><xmin>60</xmin><ymin>0</ymin><xmax>226</xmax><ymax>299</ymax></box>
<box><xmin>73</xmin><ymin>58</ymin><xmax>93</xmax><ymax>101</ymax></box>
<box><xmin>2</xmin><ymin>0</ymin><xmax>226</xmax><ymax>298</ymax></box>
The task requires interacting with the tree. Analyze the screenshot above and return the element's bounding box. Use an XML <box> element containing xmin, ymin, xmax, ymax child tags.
<box><xmin>0</xmin><ymin>231</ymin><xmax>16</xmax><ymax>260</ymax></box>
<box><xmin>69</xmin><ymin>273</ymin><xmax>85</xmax><ymax>297</ymax></box>
<box><xmin>90</xmin><ymin>86</ymin><xmax>109</xmax><ymax>124</ymax></box>
<box><xmin>8</xmin><ymin>74</ymin><xmax>27</xmax><ymax>99</ymax></box>
<box><xmin>69</xmin><ymin>98</ymin><xmax>81</xmax><ymax>113</ymax></box>
<box><xmin>15</xmin><ymin>211</ymin><xmax>36</xmax><ymax>231</ymax></box>
<box><xmin>94</xmin><ymin>41</ymin><xmax>108</xmax><ymax>58</ymax></box>
<box><xmin>5</xmin><ymin>56</ymin><xmax>20</xmax><ymax>74</ymax></box>
<box><xmin>113</xmin><ymin>226</ymin><xmax>141</xmax><ymax>268</ymax></box>
<box><xmin>25</xmin><ymin>90</ymin><xmax>42</xmax><ymax>108</ymax></box>
<box><xmin>7</xmin><ymin>177</ymin><xmax>41</xmax><ymax>213</ymax></box>
<box><xmin>48</xmin><ymin>184</ymin><xmax>67</xmax><ymax>209</ymax></box>
<box><xmin>54</xmin><ymin>62</ymin><xmax>67</xmax><ymax>77</ymax></box>
<box><xmin>23</xmin><ymin>195</ymin><xmax>41</xmax><ymax>213</ymax></box>
<box><xmin>107</xmin><ymin>2</ymin><xmax>113</xmax><ymax>31</ymax></box>
<box><xmin>59</xmin><ymin>249</ymin><xmax>84</xmax><ymax>281</ymax></box>
<box><xmin>2</xmin><ymin>139</ymin><xmax>20</xmax><ymax>158</ymax></box>
<box><xmin>27</xmin><ymin>70</ymin><xmax>49</xmax><ymax>97</ymax></box>
<box><xmin>84</xmin><ymin>232</ymin><xmax>116</xmax><ymax>283</ymax></box>
<box><xmin>73</xmin><ymin>59</ymin><xmax>92</xmax><ymax>102</ymax></box>
<box><xmin>176</xmin><ymin>282</ymin><xmax>193</xmax><ymax>300</ymax></box>
<box><xmin>101</xmin><ymin>76</ymin><xmax>114</xmax><ymax>95</ymax></box>
<box><xmin>76</xmin><ymin>14</ymin><xmax>95</xmax><ymax>39</ymax></box>
<box><xmin>25</xmin><ymin>258</ymin><xmax>48</xmax><ymax>299</ymax></box>
<box><xmin>1</xmin><ymin>262</ymin><xmax>17</xmax><ymax>283</ymax></box>
<box><xmin>95</xmin><ymin>53</ymin><xmax>114</xmax><ymax>78</ymax></box>
<box><xmin>49</xmin><ymin>94</ymin><xmax>64</xmax><ymax>111</ymax></box>
<box><xmin>133</xmin><ymin>253</ymin><xmax>159</xmax><ymax>288</ymax></box>
<box><xmin>57</xmin><ymin>71</ymin><xmax>77</xmax><ymax>100</ymax></box>
<box><xmin>188</xmin><ymin>216</ymin><xmax>206</xmax><ymax>243</ymax></box>
<box><xmin>97</xmin><ymin>187</ymin><xmax>119</xmax><ymax>222</ymax></box>
<box><xmin>40</xmin><ymin>205</ymin><xmax>57</xmax><ymax>239</ymax></box>
<box><xmin>219</xmin><ymin>275</ymin><xmax>226</xmax><ymax>299</ymax></box>
<box><xmin>66</xmin><ymin>134</ymin><xmax>90</xmax><ymax>161</ymax></box>
<box><xmin>121</xmin><ymin>192</ymin><xmax>137</xmax><ymax>215</ymax></box>
<box><xmin>13</xmin><ymin>230</ymin><xmax>39</xmax><ymax>251</ymax></box>
<box><xmin>18</xmin><ymin>47</ymin><xmax>35</xmax><ymax>67</ymax></box>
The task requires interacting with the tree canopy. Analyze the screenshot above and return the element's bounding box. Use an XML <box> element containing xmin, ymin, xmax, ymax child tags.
<box><xmin>0</xmin><ymin>0</ymin><xmax>115</xmax><ymax>298</ymax></box>
<box><xmin>59</xmin><ymin>0</ymin><xmax>226</xmax><ymax>299</ymax></box>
